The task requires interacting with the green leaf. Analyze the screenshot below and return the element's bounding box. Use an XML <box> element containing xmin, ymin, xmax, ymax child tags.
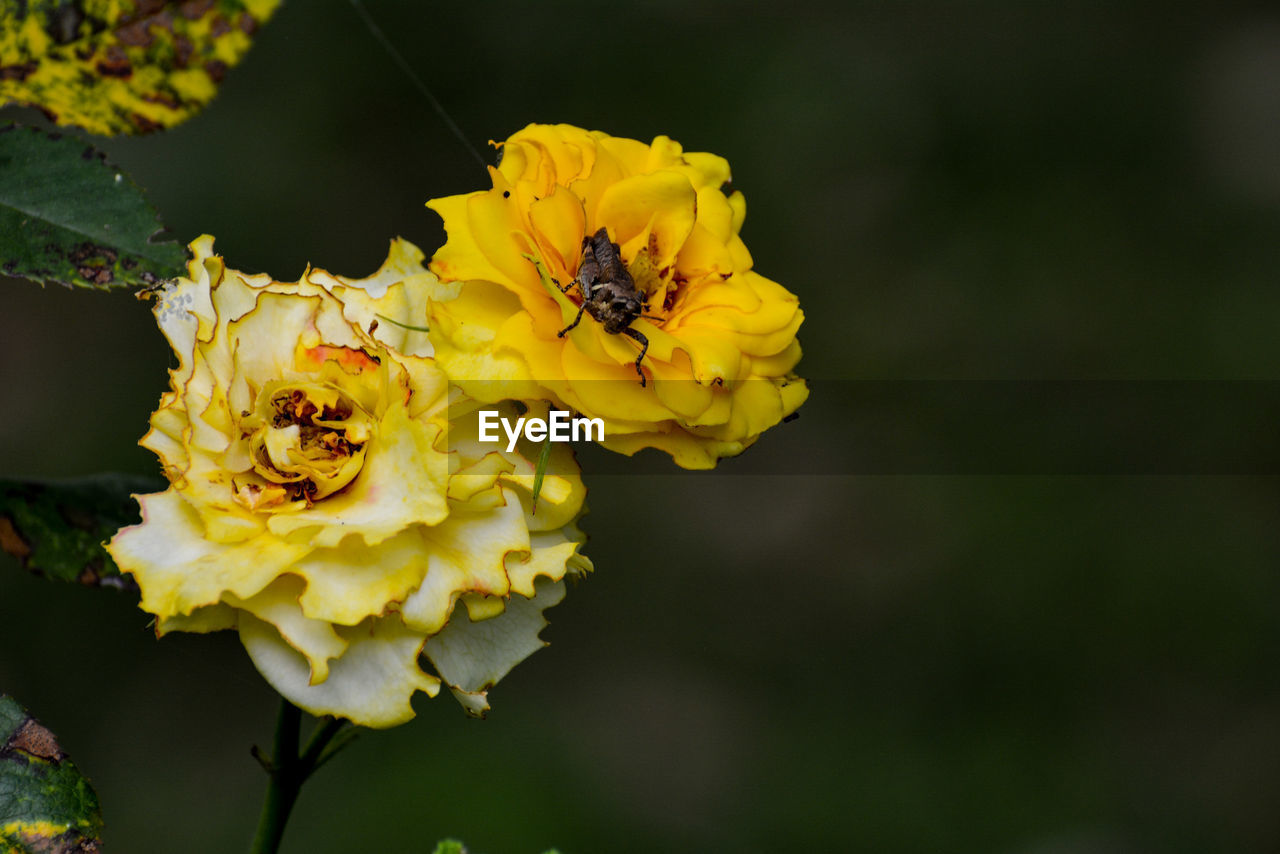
<box><xmin>531</xmin><ymin>435</ymin><xmax>552</xmax><ymax>514</ymax></box>
<box><xmin>374</xmin><ymin>312</ymin><xmax>430</xmax><ymax>333</ymax></box>
<box><xmin>0</xmin><ymin>125</ymin><xmax>186</xmax><ymax>289</ymax></box>
<box><xmin>0</xmin><ymin>473</ymin><xmax>163</xmax><ymax>588</ymax></box>
<box><xmin>0</xmin><ymin>694</ymin><xmax>104</xmax><ymax>854</ymax></box>
<box><xmin>0</xmin><ymin>0</ymin><xmax>283</xmax><ymax>136</ymax></box>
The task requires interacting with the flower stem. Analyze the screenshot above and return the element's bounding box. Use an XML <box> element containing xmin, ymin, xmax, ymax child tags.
<box><xmin>250</xmin><ymin>701</ymin><xmax>351</xmax><ymax>854</ymax></box>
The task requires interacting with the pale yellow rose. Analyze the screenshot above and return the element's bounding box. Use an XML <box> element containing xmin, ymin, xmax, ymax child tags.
<box><xmin>424</xmin><ymin>123</ymin><xmax>808</xmax><ymax>469</ymax></box>
<box><xmin>107</xmin><ymin>236</ymin><xmax>591</xmax><ymax>726</ymax></box>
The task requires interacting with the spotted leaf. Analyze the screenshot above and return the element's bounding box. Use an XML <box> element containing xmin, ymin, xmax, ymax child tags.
<box><xmin>0</xmin><ymin>695</ymin><xmax>103</xmax><ymax>854</ymax></box>
<box><xmin>0</xmin><ymin>0</ymin><xmax>281</xmax><ymax>136</ymax></box>
<box><xmin>0</xmin><ymin>474</ymin><xmax>161</xmax><ymax>588</ymax></box>
<box><xmin>0</xmin><ymin>125</ymin><xmax>184</xmax><ymax>288</ymax></box>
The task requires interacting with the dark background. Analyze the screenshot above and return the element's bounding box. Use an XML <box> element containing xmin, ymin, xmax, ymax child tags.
<box><xmin>3</xmin><ymin>0</ymin><xmax>1280</xmax><ymax>851</ymax></box>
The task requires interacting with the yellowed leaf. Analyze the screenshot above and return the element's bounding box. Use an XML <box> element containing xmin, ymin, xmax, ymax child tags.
<box><xmin>0</xmin><ymin>0</ymin><xmax>281</xmax><ymax>136</ymax></box>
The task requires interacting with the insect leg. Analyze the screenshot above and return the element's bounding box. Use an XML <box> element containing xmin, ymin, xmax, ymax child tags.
<box><xmin>621</xmin><ymin>327</ymin><xmax>650</xmax><ymax>387</ymax></box>
<box><xmin>558</xmin><ymin>299</ymin><xmax>589</xmax><ymax>337</ymax></box>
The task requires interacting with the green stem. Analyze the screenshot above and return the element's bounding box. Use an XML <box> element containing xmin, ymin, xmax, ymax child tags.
<box><xmin>299</xmin><ymin>716</ymin><xmax>346</xmax><ymax>769</ymax></box>
<box><xmin>250</xmin><ymin>701</ymin><xmax>351</xmax><ymax>854</ymax></box>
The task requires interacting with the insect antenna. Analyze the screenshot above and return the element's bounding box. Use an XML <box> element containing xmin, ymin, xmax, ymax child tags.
<box><xmin>347</xmin><ymin>0</ymin><xmax>489</xmax><ymax>173</ymax></box>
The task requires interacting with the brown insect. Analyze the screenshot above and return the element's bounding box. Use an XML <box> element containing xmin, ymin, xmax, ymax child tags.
<box><xmin>556</xmin><ymin>227</ymin><xmax>652</xmax><ymax>386</ymax></box>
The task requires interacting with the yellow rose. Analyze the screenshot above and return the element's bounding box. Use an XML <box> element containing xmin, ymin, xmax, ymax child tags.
<box><xmin>425</xmin><ymin>123</ymin><xmax>808</xmax><ymax>469</ymax></box>
<box><xmin>107</xmin><ymin>237</ymin><xmax>591</xmax><ymax>727</ymax></box>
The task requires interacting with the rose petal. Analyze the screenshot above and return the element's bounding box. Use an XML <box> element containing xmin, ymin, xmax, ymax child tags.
<box><xmin>239</xmin><ymin>612</ymin><xmax>439</xmax><ymax>728</ymax></box>
<box><xmin>422</xmin><ymin>576</ymin><xmax>567</xmax><ymax>717</ymax></box>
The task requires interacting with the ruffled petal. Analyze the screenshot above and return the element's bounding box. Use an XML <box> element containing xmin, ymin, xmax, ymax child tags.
<box><xmin>423</xmin><ymin>576</ymin><xmax>566</xmax><ymax>717</ymax></box>
<box><xmin>239</xmin><ymin>612</ymin><xmax>439</xmax><ymax>728</ymax></box>
<box><xmin>423</xmin><ymin>124</ymin><xmax>807</xmax><ymax>468</ymax></box>
<box><xmin>108</xmin><ymin>490</ymin><xmax>310</xmax><ymax>618</ymax></box>
<box><xmin>110</xmin><ymin>236</ymin><xmax>591</xmax><ymax>725</ymax></box>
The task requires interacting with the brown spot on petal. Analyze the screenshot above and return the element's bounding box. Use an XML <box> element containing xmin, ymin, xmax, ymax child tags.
<box><xmin>662</xmin><ymin>287</ymin><xmax>679</xmax><ymax>311</ymax></box>
<box><xmin>9</xmin><ymin>719</ymin><xmax>63</xmax><ymax>761</ymax></box>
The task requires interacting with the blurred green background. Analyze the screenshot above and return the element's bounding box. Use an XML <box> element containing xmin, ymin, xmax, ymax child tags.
<box><xmin>3</xmin><ymin>0</ymin><xmax>1280</xmax><ymax>851</ymax></box>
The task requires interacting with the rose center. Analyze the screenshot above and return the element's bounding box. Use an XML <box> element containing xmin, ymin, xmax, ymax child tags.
<box><xmin>241</xmin><ymin>381</ymin><xmax>372</xmax><ymax>505</ymax></box>
<box><xmin>616</xmin><ymin>247</ymin><xmax>680</xmax><ymax>317</ymax></box>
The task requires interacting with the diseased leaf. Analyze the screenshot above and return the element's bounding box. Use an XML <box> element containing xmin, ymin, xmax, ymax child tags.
<box><xmin>0</xmin><ymin>125</ymin><xmax>185</xmax><ymax>288</ymax></box>
<box><xmin>0</xmin><ymin>695</ymin><xmax>104</xmax><ymax>854</ymax></box>
<box><xmin>0</xmin><ymin>473</ymin><xmax>163</xmax><ymax>588</ymax></box>
<box><xmin>0</xmin><ymin>0</ymin><xmax>282</xmax><ymax>136</ymax></box>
